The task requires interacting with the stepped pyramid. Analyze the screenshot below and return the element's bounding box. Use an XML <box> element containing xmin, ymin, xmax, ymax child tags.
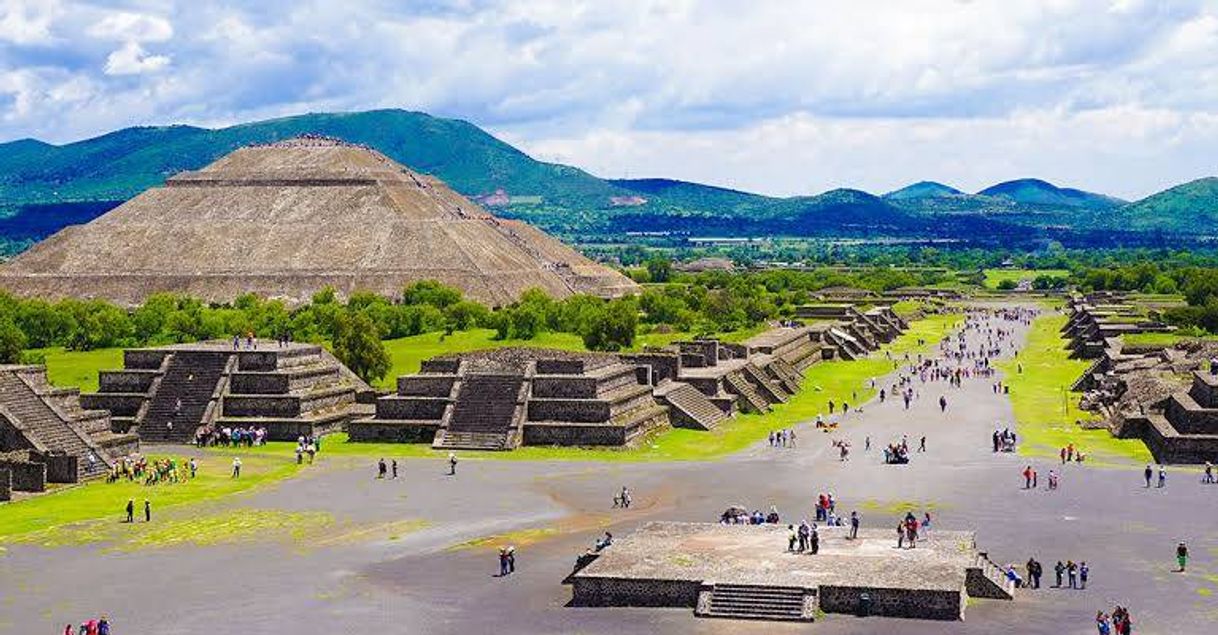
<box><xmin>0</xmin><ymin>136</ymin><xmax>638</xmax><ymax>306</ymax></box>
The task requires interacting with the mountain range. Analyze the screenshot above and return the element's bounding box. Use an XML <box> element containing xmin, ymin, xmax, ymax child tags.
<box><xmin>0</xmin><ymin>109</ymin><xmax>1215</xmax><ymax>253</ymax></box>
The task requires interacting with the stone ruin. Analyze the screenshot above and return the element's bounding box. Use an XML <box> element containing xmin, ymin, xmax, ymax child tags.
<box><xmin>1067</xmin><ymin>294</ymin><xmax>1218</xmax><ymax>463</ymax></box>
<box><xmin>1063</xmin><ymin>293</ymin><xmax>1176</xmax><ymax>359</ymax></box>
<box><xmin>794</xmin><ymin>304</ymin><xmax>909</xmax><ymax>360</ymax></box>
<box><xmin>567</xmin><ymin>522</ymin><xmax>1013</xmax><ymax>622</ymax></box>
<box><xmin>350</xmin><ymin>318</ymin><xmax>906</xmax><ymax>451</ymax></box>
<box><xmin>79</xmin><ymin>341</ymin><xmax>373</xmax><ymax>445</ymax></box>
<box><xmin>1</xmin><ymin>365</ymin><xmax>140</xmax><ymax>499</ymax></box>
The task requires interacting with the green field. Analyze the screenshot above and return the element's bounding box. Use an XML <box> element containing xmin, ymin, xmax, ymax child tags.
<box><xmin>0</xmin><ymin>452</ymin><xmax>303</xmax><ymax>544</ymax></box>
<box><xmin>28</xmin><ymin>346</ymin><xmax>125</xmax><ymax>393</ymax></box>
<box><xmin>997</xmin><ymin>314</ymin><xmax>1151</xmax><ymax>463</ymax></box>
<box><xmin>982</xmin><ymin>269</ymin><xmax>1070</xmax><ymax>289</ymax></box>
<box><xmin>1123</xmin><ymin>331</ymin><xmax>1218</xmax><ymax>348</ymax></box>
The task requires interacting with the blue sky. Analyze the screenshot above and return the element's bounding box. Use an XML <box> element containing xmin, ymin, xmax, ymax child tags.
<box><xmin>1</xmin><ymin>0</ymin><xmax>1216</xmax><ymax>199</ymax></box>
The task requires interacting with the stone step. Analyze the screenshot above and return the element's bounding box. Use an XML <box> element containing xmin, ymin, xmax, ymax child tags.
<box><xmin>699</xmin><ymin>585</ymin><xmax>811</xmax><ymax>622</ymax></box>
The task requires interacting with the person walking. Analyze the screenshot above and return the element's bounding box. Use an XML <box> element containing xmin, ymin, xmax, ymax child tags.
<box><xmin>125</xmin><ymin>498</ymin><xmax>134</xmax><ymax>523</ymax></box>
<box><xmin>1205</xmin><ymin>461</ymin><xmax>1214</xmax><ymax>484</ymax></box>
<box><xmin>1067</xmin><ymin>560</ymin><xmax>1078</xmax><ymax>588</ymax></box>
<box><xmin>1144</xmin><ymin>464</ymin><xmax>1153</xmax><ymax>488</ymax></box>
<box><xmin>1096</xmin><ymin>611</ymin><xmax>1112</xmax><ymax>635</ymax></box>
<box><xmin>377</xmin><ymin>458</ymin><xmax>387</xmax><ymax>479</ymax></box>
<box><xmin>143</xmin><ymin>499</ymin><xmax>151</xmax><ymax>523</ymax></box>
<box><xmin>1157</xmin><ymin>465</ymin><xmax>1166</xmax><ymax>488</ymax></box>
<box><xmin>189</xmin><ymin>457</ymin><xmax>197</xmax><ymax>479</ymax></box>
<box><xmin>849</xmin><ymin>511</ymin><xmax>859</xmax><ymax>540</ymax></box>
<box><xmin>1177</xmin><ymin>542</ymin><xmax>1189</xmax><ymax>572</ymax></box>
<box><xmin>448</xmin><ymin>452</ymin><xmax>458</xmax><ymax>476</ymax></box>
<box><xmin>1054</xmin><ymin>560</ymin><xmax>1065</xmax><ymax>587</ymax></box>
<box><xmin>391</xmin><ymin>459</ymin><xmax>398</xmax><ymax>479</ymax></box>
<box><xmin>1079</xmin><ymin>561</ymin><xmax>1089</xmax><ymax>589</ymax></box>
<box><xmin>918</xmin><ymin>436</ymin><xmax>926</xmax><ymax>452</ymax></box>
<box><xmin>231</xmin><ymin>456</ymin><xmax>241</xmax><ymax>478</ymax></box>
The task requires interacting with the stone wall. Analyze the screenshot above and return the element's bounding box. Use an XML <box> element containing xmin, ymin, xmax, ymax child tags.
<box><xmin>229</xmin><ymin>373</ymin><xmax>290</xmax><ymax>395</ymax></box>
<box><xmin>570</xmin><ymin>577</ymin><xmax>702</xmax><ymax>608</ymax></box>
<box><xmin>43</xmin><ymin>454</ymin><xmax>78</xmax><ymax>484</ymax></box>
<box><xmin>522</xmin><ymin>422</ymin><xmax>627</xmax><ymax>446</ymax></box>
<box><xmin>817</xmin><ymin>585</ymin><xmax>962</xmax><ymax>620</ymax></box>
<box><xmin>527</xmin><ymin>399</ymin><xmax>612</xmax><ymax>423</ymax></box>
<box><xmin>1165</xmin><ymin>395</ymin><xmax>1218</xmax><ymax>434</ymax></box>
<box><xmin>1143</xmin><ymin>416</ymin><xmax>1218</xmax><ymax>463</ymax></box>
<box><xmin>0</xmin><ymin>459</ymin><xmax>46</xmax><ymax>492</ymax></box>
<box><xmin>535</xmin><ymin>360</ymin><xmax>587</xmax><ymax>374</ymax></box>
<box><xmin>1190</xmin><ymin>373</ymin><xmax>1218</xmax><ymax>408</ymax></box>
<box><xmin>261</xmin><ymin>419</ymin><xmax>345</xmax><ymax>441</ymax></box>
<box><xmin>98</xmin><ymin>370</ymin><xmax>157</xmax><ymax>393</ymax></box>
<box><xmin>421</xmin><ymin>359</ymin><xmax>461</xmax><ymax>374</ymax></box>
<box><xmin>397</xmin><ymin>375</ymin><xmax>457</xmax><ymax>397</ymax></box>
<box><xmin>347</xmin><ymin>421</ymin><xmax>440</xmax><ymax>443</ymax></box>
<box><xmin>235</xmin><ymin>351</ymin><xmax>279</xmax><ymax>372</ymax></box>
<box><xmin>375</xmin><ymin>397</ymin><xmax>448</xmax><ymax>420</ymax></box>
<box><xmin>531</xmin><ymin>376</ymin><xmax>600</xmax><ymax>399</ymax></box>
<box><xmin>0</xmin><ymin>467</ymin><xmax>9</xmax><ymax>501</ymax></box>
<box><xmin>621</xmin><ymin>354</ymin><xmax>681</xmax><ymax>384</ymax></box>
<box><xmin>124</xmin><ymin>350</ymin><xmax>169</xmax><ymax>370</ymax></box>
<box><xmin>223</xmin><ymin>394</ymin><xmax>301</xmax><ymax>418</ymax></box>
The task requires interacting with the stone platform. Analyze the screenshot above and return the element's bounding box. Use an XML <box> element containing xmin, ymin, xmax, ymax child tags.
<box><xmin>570</xmin><ymin>522</ymin><xmax>1012</xmax><ymax>622</ymax></box>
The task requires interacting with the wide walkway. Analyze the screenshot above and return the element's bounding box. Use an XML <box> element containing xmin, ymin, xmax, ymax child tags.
<box><xmin>2</xmin><ymin>306</ymin><xmax>1215</xmax><ymax>634</ymax></box>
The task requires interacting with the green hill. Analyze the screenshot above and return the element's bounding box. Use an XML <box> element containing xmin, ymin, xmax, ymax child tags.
<box><xmin>884</xmin><ymin>181</ymin><xmax>963</xmax><ymax>200</ymax></box>
<box><xmin>1099</xmin><ymin>177</ymin><xmax>1218</xmax><ymax>233</ymax></box>
<box><xmin>977</xmin><ymin>178</ymin><xmax>1123</xmax><ymax>209</ymax></box>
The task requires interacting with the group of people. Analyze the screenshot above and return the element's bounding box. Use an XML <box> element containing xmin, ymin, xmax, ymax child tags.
<box><xmin>1095</xmin><ymin>605</ymin><xmax>1134</xmax><ymax>634</ymax></box>
<box><xmin>895</xmin><ymin>511</ymin><xmax>930</xmax><ymax>548</ymax></box>
<box><xmin>107</xmin><ymin>455</ymin><xmax>197</xmax><ymax>486</ymax></box>
<box><xmin>1060</xmin><ymin>443</ymin><xmax>1087</xmax><ymax>464</ymax></box>
<box><xmin>376</xmin><ymin>458</ymin><xmax>399</xmax><ymax>479</ymax></box>
<box><xmin>767</xmin><ymin>428</ymin><xmax>798</xmax><ymax>447</ymax></box>
<box><xmin>64</xmin><ymin>618</ymin><xmax>112</xmax><ymax>635</ymax></box>
<box><xmin>195</xmin><ymin>425</ymin><xmax>269</xmax><ymax>448</ymax></box>
<box><xmin>1021</xmin><ymin>465</ymin><xmax>1061</xmax><ymax>490</ymax></box>
<box><xmin>993</xmin><ymin>428</ymin><xmax>1017</xmax><ymax>452</ymax></box>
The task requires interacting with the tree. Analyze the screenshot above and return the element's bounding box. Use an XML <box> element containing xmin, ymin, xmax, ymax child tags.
<box><xmin>402</xmin><ymin>280</ymin><xmax>463</xmax><ymax>309</ymax></box>
<box><xmin>332</xmin><ymin>311</ymin><xmax>391</xmax><ymax>383</ymax></box>
<box><xmin>996</xmin><ymin>279</ymin><xmax>1018</xmax><ymax>291</ymax></box>
<box><xmin>646</xmin><ymin>257</ymin><xmax>673</xmax><ymax>283</ymax></box>
<box><xmin>581</xmin><ymin>299</ymin><xmax>638</xmax><ymax>352</ymax></box>
<box><xmin>0</xmin><ymin>311</ymin><xmax>26</xmax><ymax>363</ymax></box>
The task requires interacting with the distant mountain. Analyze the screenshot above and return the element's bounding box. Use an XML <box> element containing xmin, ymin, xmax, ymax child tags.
<box><xmin>0</xmin><ymin>108</ymin><xmax>1209</xmax><ymax>251</ymax></box>
<box><xmin>884</xmin><ymin>181</ymin><xmax>963</xmax><ymax>200</ymax></box>
<box><xmin>977</xmin><ymin>178</ymin><xmax>1124</xmax><ymax>210</ymax></box>
<box><xmin>1098</xmin><ymin>177</ymin><xmax>1218</xmax><ymax>233</ymax></box>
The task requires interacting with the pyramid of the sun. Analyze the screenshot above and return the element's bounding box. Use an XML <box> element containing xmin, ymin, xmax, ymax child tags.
<box><xmin>0</xmin><ymin>137</ymin><xmax>638</xmax><ymax>306</ymax></box>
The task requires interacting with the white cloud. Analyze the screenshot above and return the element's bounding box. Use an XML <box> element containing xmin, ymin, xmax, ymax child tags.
<box><xmin>87</xmin><ymin>10</ymin><xmax>173</xmax><ymax>42</ymax></box>
<box><xmin>103</xmin><ymin>40</ymin><xmax>170</xmax><ymax>75</ymax></box>
<box><xmin>0</xmin><ymin>0</ymin><xmax>59</xmax><ymax>44</ymax></box>
<box><xmin>0</xmin><ymin>0</ymin><xmax>1215</xmax><ymax>198</ymax></box>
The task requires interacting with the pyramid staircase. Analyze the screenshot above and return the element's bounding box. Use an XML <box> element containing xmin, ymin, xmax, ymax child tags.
<box><xmin>139</xmin><ymin>352</ymin><xmax>231</xmax><ymax>444</ymax></box>
<box><xmin>725</xmin><ymin>372</ymin><xmax>771</xmax><ymax>413</ymax></box>
<box><xmin>655</xmin><ymin>381</ymin><xmax>728</xmax><ymax>430</ymax></box>
<box><xmin>966</xmin><ymin>554</ymin><xmax>1016</xmax><ymax>600</ymax></box>
<box><xmin>433</xmin><ymin>374</ymin><xmax>525</xmax><ymax>450</ymax></box>
<box><xmin>766</xmin><ymin>359</ymin><xmax>803</xmax><ymax>394</ymax></box>
<box><xmin>741</xmin><ymin>363</ymin><xmax>788</xmax><ymax>403</ymax></box>
<box><xmin>695</xmin><ymin>584</ymin><xmax>815</xmax><ymax>621</ymax></box>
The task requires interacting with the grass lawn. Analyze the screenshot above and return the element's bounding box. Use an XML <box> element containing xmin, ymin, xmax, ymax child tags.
<box><xmin>1123</xmin><ymin>332</ymin><xmax>1218</xmax><ymax>348</ymax></box>
<box><xmin>997</xmin><ymin>314</ymin><xmax>1151</xmax><ymax>464</ymax></box>
<box><xmin>26</xmin><ymin>346</ymin><xmax>125</xmax><ymax>393</ymax></box>
<box><xmin>982</xmin><ymin>269</ymin><xmax>1070</xmax><ymax>289</ymax></box>
<box><xmin>0</xmin><ymin>452</ymin><xmax>304</xmax><ymax>545</ymax></box>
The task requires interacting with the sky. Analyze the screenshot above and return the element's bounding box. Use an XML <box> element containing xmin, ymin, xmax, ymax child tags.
<box><xmin>0</xmin><ymin>0</ymin><xmax>1216</xmax><ymax>200</ymax></box>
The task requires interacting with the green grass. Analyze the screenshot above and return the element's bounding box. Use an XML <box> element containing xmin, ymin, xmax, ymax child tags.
<box><xmin>982</xmin><ymin>269</ymin><xmax>1069</xmax><ymax>289</ymax></box>
<box><xmin>997</xmin><ymin>314</ymin><xmax>1151</xmax><ymax>463</ymax></box>
<box><xmin>0</xmin><ymin>452</ymin><xmax>304</xmax><ymax>544</ymax></box>
<box><xmin>251</xmin><ymin>313</ymin><xmax>963</xmax><ymax>463</ymax></box>
<box><xmin>379</xmin><ymin>329</ymin><xmax>587</xmax><ymax>389</ymax></box>
<box><xmin>26</xmin><ymin>346</ymin><xmax>124</xmax><ymax>393</ymax></box>
<box><xmin>1124</xmin><ymin>332</ymin><xmax>1218</xmax><ymax>348</ymax></box>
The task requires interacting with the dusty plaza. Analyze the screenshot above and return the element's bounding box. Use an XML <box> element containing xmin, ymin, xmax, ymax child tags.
<box><xmin>3</xmin><ymin>304</ymin><xmax>1216</xmax><ymax>634</ymax></box>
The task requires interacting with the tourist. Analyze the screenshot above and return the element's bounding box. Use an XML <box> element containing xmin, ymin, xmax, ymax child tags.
<box><xmin>448</xmin><ymin>452</ymin><xmax>458</xmax><ymax>475</ymax></box>
<box><xmin>939</xmin><ymin>395</ymin><xmax>947</xmax><ymax>412</ymax></box>
<box><xmin>788</xmin><ymin>524</ymin><xmax>797</xmax><ymax>551</ymax></box>
<box><xmin>1067</xmin><ymin>560</ymin><xmax>1078</xmax><ymax>588</ymax></box>
<box><xmin>1026</xmin><ymin>557</ymin><xmax>1042</xmax><ymax>589</ymax></box>
<box><xmin>189</xmin><ymin>457</ymin><xmax>197</xmax><ymax>479</ymax></box>
<box><xmin>1143</xmin><ymin>465</ymin><xmax>1152</xmax><ymax>488</ymax></box>
<box><xmin>798</xmin><ymin>520</ymin><xmax>810</xmax><ymax>552</ymax></box>
<box><xmin>849</xmin><ymin>511</ymin><xmax>859</xmax><ymax>540</ymax></box>
<box><xmin>231</xmin><ymin>456</ymin><xmax>241</xmax><ymax>478</ymax></box>
<box><xmin>918</xmin><ymin>436</ymin><xmax>926</xmax><ymax>452</ymax></box>
<box><xmin>864</xmin><ymin>435</ymin><xmax>870</xmax><ymax>451</ymax></box>
<box><xmin>377</xmin><ymin>458</ymin><xmax>387</xmax><ymax>478</ymax></box>
<box><xmin>896</xmin><ymin>521</ymin><xmax>905</xmax><ymax>549</ymax></box>
<box><xmin>1079</xmin><ymin>561</ymin><xmax>1089</xmax><ymax>589</ymax></box>
<box><xmin>1157</xmin><ymin>465</ymin><xmax>1166</xmax><ymax>488</ymax></box>
<box><xmin>143</xmin><ymin>499</ymin><xmax>151</xmax><ymax>522</ymax></box>
<box><xmin>809</xmin><ymin>524</ymin><xmax>820</xmax><ymax>554</ymax></box>
<box><xmin>922</xmin><ymin>512</ymin><xmax>932</xmax><ymax>537</ymax></box>
<box><xmin>1113</xmin><ymin>605</ymin><xmax>1132</xmax><ymax>634</ymax></box>
<box><xmin>125</xmin><ymin>498</ymin><xmax>134</xmax><ymax>523</ymax></box>
<box><xmin>507</xmin><ymin>545</ymin><xmax>516</xmax><ymax>573</ymax></box>
<box><xmin>1054</xmin><ymin>560</ymin><xmax>1065</xmax><ymax>587</ymax></box>
<box><xmin>498</xmin><ymin>547</ymin><xmax>510</xmax><ymax>576</ymax></box>
<box><xmin>392</xmin><ymin>460</ymin><xmax>399</xmax><ymax>479</ymax></box>
<box><xmin>1023</xmin><ymin>465</ymin><xmax>1033</xmax><ymax>489</ymax></box>
<box><xmin>1097</xmin><ymin>611</ymin><xmax>1112</xmax><ymax>635</ymax></box>
<box><xmin>1004</xmin><ymin>565</ymin><xmax>1023</xmax><ymax>589</ymax></box>
<box><xmin>1176</xmin><ymin>542</ymin><xmax>1188</xmax><ymax>572</ymax></box>
<box><xmin>97</xmin><ymin>617</ymin><xmax>109</xmax><ymax>635</ymax></box>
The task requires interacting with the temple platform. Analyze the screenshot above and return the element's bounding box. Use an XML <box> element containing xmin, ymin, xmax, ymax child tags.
<box><xmin>569</xmin><ymin>521</ymin><xmax>1013</xmax><ymax>622</ymax></box>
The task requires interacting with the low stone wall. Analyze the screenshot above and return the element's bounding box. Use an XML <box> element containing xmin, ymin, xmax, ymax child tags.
<box><xmin>421</xmin><ymin>359</ymin><xmax>461</xmax><ymax>374</ymax></box>
<box><xmin>223</xmin><ymin>394</ymin><xmax>301</xmax><ymax>418</ymax></box>
<box><xmin>1165</xmin><ymin>395</ymin><xmax>1218</xmax><ymax>435</ymax></box>
<box><xmin>1143</xmin><ymin>416</ymin><xmax>1218</xmax><ymax>464</ymax></box>
<box><xmin>235</xmin><ymin>351</ymin><xmax>279</xmax><ymax>372</ymax></box>
<box><xmin>43</xmin><ymin>454</ymin><xmax>78</xmax><ymax>483</ymax></box>
<box><xmin>347</xmin><ymin>420</ymin><xmax>440</xmax><ymax>443</ymax></box>
<box><xmin>124</xmin><ymin>350</ymin><xmax>169</xmax><ymax>370</ymax></box>
<box><xmin>0</xmin><ymin>460</ymin><xmax>46</xmax><ymax>492</ymax></box>
<box><xmin>229</xmin><ymin>373</ymin><xmax>291</xmax><ymax>395</ymax></box>
<box><xmin>80</xmin><ymin>392</ymin><xmax>146</xmax><ymax>417</ymax></box>
<box><xmin>261</xmin><ymin>419</ymin><xmax>345</xmax><ymax>441</ymax></box>
<box><xmin>531</xmin><ymin>376</ymin><xmax>599</xmax><ymax>399</ymax></box>
<box><xmin>1190</xmin><ymin>374</ymin><xmax>1218</xmax><ymax>408</ymax></box>
<box><xmin>522</xmin><ymin>422</ymin><xmax>627</xmax><ymax>446</ymax></box>
<box><xmin>0</xmin><ymin>467</ymin><xmax>9</xmax><ymax>501</ymax></box>
<box><xmin>818</xmin><ymin>585</ymin><xmax>962</xmax><ymax>621</ymax></box>
<box><xmin>527</xmin><ymin>399</ymin><xmax>611</xmax><ymax>423</ymax></box>
<box><xmin>535</xmin><ymin>360</ymin><xmax>587</xmax><ymax>375</ymax></box>
<box><xmin>375</xmin><ymin>397</ymin><xmax>448</xmax><ymax>420</ymax></box>
<box><xmin>98</xmin><ymin>370</ymin><xmax>157</xmax><ymax>393</ymax></box>
<box><xmin>397</xmin><ymin>375</ymin><xmax>457</xmax><ymax>397</ymax></box>
<box><xmin>570</xmin><ymin>577</ymin><xmax>701</xmax><ymax>608</ymax></box>
<box><xmin>622</xmin><ymin>354</ymin><xmax>681</xmax><ymax>384</ymax></box>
